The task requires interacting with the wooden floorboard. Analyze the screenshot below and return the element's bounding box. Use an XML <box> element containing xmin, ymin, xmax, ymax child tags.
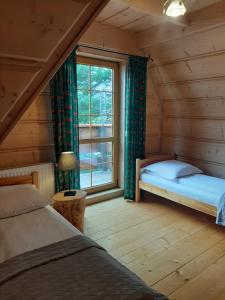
<box><xmin>84</xmin><ymin>197</ymin><xmax>225</xmax><ymax>300</ymax></box>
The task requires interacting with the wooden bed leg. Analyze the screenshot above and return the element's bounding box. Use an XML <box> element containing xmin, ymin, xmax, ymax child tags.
<box><xmin>135</xmin><ymin>159</ymin><xmax>141</xmax><ymax>202</ymax></box>
<box><xmin>135</xmin><ymin>187</ymin><xmax>141</xmax><ymax>202</ymax></box>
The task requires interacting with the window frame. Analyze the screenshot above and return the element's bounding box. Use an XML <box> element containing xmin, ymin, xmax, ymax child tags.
<box><xmin>77</xmin><ymin>56</ymin><xmax>119</xmax><ymax>194</ymax></box>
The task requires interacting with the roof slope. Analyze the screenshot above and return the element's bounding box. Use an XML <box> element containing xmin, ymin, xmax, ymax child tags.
<box><xmin>0</xmin><ymin>0</ymin><xmax>109</xmax><ymax>143</ymax></box>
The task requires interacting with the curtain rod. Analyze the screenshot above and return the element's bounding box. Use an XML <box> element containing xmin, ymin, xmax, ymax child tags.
<box><xmin>77</xmin><ymin>43</ymin><xmax>153</xmax><ymax>62</ymax></box>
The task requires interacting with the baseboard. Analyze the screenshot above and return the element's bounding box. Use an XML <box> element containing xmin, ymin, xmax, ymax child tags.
<box><xmin>86</xmin><ymin>188</ymin><xmax>124</xmax><ymax>205</ymax></box>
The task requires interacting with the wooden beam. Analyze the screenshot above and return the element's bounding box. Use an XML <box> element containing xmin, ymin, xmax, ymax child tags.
<box><xmin>0</xmin><ymin>0</ymin><xmax>109</xmax><ymax>144</ymax></box>
<box><xmin>118</xmin><ymin>0</ymin><xmax>189</xmax><ymax>27</ymax></box>
<box><xmin>138</xmin><ymin>0</ymin><xmax>225</xmax><ymax>48</ymax></box>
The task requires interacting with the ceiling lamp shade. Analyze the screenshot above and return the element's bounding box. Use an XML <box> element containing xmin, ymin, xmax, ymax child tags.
<box><xmin>163</xmin><ymin>0</ymin><xmax>186</xmax><ymax>17</ymax></box>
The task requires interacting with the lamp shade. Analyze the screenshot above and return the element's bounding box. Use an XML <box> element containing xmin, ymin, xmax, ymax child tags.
<box><xmin>58</xmin><ymin>152</ymin><xmax>77</xmax><ymax>171</ymax></box>
<box><xmin>163</xmin><ymin>0</ymin><xmax>186</xmax><ymax>17</ymax></box>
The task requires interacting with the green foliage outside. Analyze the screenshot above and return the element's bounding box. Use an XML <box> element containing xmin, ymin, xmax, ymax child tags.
<box><xmin>77</xmin><ymin>64</ymin><xmax>113</xmax><ymax>125</ymax></box>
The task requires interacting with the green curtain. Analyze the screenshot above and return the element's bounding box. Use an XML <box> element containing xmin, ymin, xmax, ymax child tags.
<box><xmin>124</xmin><ymin>55</ymin><xmax>148</xmax><ymax>200</ymax></box>
<box><xmin>50</xmin><ymin>49</ymin><xmax>80</xmax><ymax>192</ymax></box>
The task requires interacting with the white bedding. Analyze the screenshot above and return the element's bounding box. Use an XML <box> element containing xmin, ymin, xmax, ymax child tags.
<box><xmin>179</xmin><ymin>174</ymin><xmax>225</xmax><ymax>194</ymax></box>
<box><xmin>0</xmin><ymin>205</ymin><xmax>81</xmax><ymax>263</ymax></box>
<box><xmin>140</xmin><ymin>172</ymin><xmax>225</xmax><ymax>207</ymax></box>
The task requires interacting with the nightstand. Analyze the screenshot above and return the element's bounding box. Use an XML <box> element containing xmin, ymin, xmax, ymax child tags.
<box><xmin>53</xmin><ymin>190</ymin><xmax>87</xmax><ymax>233</ymax></box>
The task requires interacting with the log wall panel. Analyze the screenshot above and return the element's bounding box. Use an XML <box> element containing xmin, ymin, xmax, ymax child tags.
<box><xmin>163</xmin><ymin>99</ymin><xmax>225</xmax><ymax>118</ymax></box>
<box><xmin>146</xmin><ymin>115</ymin><xmax>161</xmax><ymax>136</ymax></box>
<box><xmin>163</xmin><ymin>118</ymin><xmax>225</xmax><ymax>141</ymax></box>
<box><xmin>145</xmin><ymin>136</ymin><xmax>160</xmax><ymax>154</ymax></box>
<box><xmin>158</xmin><ymin>53</ymin><xmax>225</xmax><ymax>83</ymax></box>
<box><xmin>0</xmin><ymin>89</ymin><xmax>54</xmax><ymax>169</ymax></box>
<box><xmin>145</xmin><ymin>25</ymin><xmax>225</xmax><ymax>64</ymax></box>
<box><xmin>0</xmin><ymin>66</ymin><xmax>38</xmax><ymax>121</ymax></box>
<box><xmin>0</xmin><ymin>147</ymin><xmax>54</xmax><ymax>170</ymax></box>
<box><xmin>145</xmin><ymin>66</ymin><xmax>162</xmax><ymax>155</ymax></box>
<box><xmin>143</xmin><ymin>24</ymin><xmax>225</xmax><ymax>177</ymax></box>
<box><xmin>178</xmin><ymin>156</ymin><xmax>225</xmax><ymax>179</ymax></box>
<box><xmin>162</xmin><ymin>136</ymin><xmax>225</xmax><ymax>165</ymax></box>
<box><xmin>159</xmin><ymin>79</ymin><xmax>225</xmax><ymax>100</ymax></box>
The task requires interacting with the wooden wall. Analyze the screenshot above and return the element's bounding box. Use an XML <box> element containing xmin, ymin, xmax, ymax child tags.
<box><xmin>81</xmin><ymin>22</ymin><xmax>139</xmax><ymax>55</ymax></box>
<box><xmin>142</xmin><ymin>24</ymin><xmax>225</xmax><ymax>178</ymax></box>
<box><xmin>0</xmin><ymin>0</ymin><xmax>109</xmax><ymax>144</ymax></box>
<box><xmin>0</xmin><ymin>22</ymin><xmax>139</xmax><ymax>170</ymax></box>
<box><xmin>145</xmin><ymin>66</ymin><xmax>162</xmax><ymax>155</ymax></box>
<box><xmin>0</xmin><ymin>87</ymin><xmax>54</xmax><ymax>169</ymax></box>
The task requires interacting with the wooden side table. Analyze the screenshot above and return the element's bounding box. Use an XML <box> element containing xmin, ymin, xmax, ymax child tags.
<box><xmin>53</xmin><ymin>190</ymin><xmax>87</xmax><ymax>233</ymax></box>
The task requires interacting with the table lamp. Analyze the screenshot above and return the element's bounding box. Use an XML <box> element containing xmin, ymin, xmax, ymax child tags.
<box><xmin>58</xmin><ymin>151</ymin><xmax>77</xmax><ymax>196</ymax></box>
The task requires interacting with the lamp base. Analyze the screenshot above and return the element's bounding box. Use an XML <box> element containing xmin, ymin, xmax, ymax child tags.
<box><xmin>64</xmin><ymin>190</ymin><xmax>76</xmax><ymax>197</ymax></box>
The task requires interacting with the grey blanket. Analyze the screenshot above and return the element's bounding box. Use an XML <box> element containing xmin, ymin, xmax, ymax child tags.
<box><xmin>0</xmin><ymin>235</ymin><xmax>168</xmax><ymax>300</ymax></box>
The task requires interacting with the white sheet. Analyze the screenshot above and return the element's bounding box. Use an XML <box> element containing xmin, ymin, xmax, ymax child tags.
<box><xmin>140</xmin><ymin>172</ymin><xmax>225</xmax><ymax>207</ymax></box>
<box><xmin>0</xmin><ymin>205</ymin><xmax>81</xmax><ymax>263</ymax></box>
<box><xmin>178</xmin><ymin>174</ymin><xmax>225</xmax><ymax>194</ymax></box>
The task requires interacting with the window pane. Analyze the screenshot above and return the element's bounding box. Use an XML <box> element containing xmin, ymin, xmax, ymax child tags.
<box><xmin>91</xmin><ymin>116</ymin><xmax>112</xmax><ymax>138</ymax></box>
<box><xmin>92</xmin><ymin>163</ymin><xmax>113</xmax><ymax>186</ymax></box>
<box><xmin>79</xmin><ymin>115</ymin><xmax>91</xmax><ymax>139</ymax></box>
<box><xmin>80</xmin><ymin>144</ymin><xmax>91</xmax><ymax>168</ymax></box>
<box><xmin>77</xmin><ymin>59</ymin><xmax>116</xmax><ymax>192</ymax></box>
<box><xmin>92</xmin><ymin>142</ymin><xmax>112</xmax><ymax>164</ymax></box>
<box><xmin>91</xmin><ymin>66</ymin><xmax>112</xmax><ymax>91</ymax></box>
<box><xmin>91</xmin><ymin>91</ymin><xmax>112</xmax><ymax>115</ymax></box>
<box><xmin>80</xmin><ymin>144</ymin><xmax>91</xmax><ymax>188</ymax></box>
<box><xmin>77</xmin><ymin>64</ymin><xmax>89</xmax><ymax>89</ymax></box>
<box><xmin>80</xmin><ymin>169</ymin><xmax>91</xmax><ymax>188</ymax></box>
<box><xmin>79</xmin><ymin>124</ymin><xmax>91</xmax><ymax>140</ymax></box>
<box><xmin>78</xmin><ymin>90</ymin><xmax>89</xmax><ymax>115</ymax></box>
<box><xmin>79</xmin><ymin>115</ymin><xmax>90</xmax><ymax>125</ymax></box>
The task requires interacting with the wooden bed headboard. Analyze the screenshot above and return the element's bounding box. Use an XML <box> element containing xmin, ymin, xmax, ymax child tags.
<box><xmin>135</xmin><ymin>154</ymin><xmax>175</xmax><ymax>202</ymax></box>
<box><xmin>0</xmin><ymin>172</ymin><xmax>39</xmax><ymax>189</ymax></box>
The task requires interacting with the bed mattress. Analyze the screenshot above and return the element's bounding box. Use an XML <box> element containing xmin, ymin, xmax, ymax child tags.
<box><xmin>140</xmin><ymin>173</ymin><xmax>225</xmax><ymax>207</ymax></box>
<box><xmin>0</xmin><ymin>205</ymin><xmax>80</xmax><ymax>263</ymax></box>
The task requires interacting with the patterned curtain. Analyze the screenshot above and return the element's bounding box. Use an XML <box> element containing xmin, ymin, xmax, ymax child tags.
<box><xmin>124</xmin><ymin>55</ymin><xmax>148</xmax><ymax>200</ymax></box>
<box><xmin>50</xmin><ymin>49</ymin><xmax>80</xmax><ymax>192</ymax></box>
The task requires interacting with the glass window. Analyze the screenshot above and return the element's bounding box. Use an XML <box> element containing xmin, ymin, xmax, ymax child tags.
<box><xmin>77</xmin><ymin>57</ymin><xmax>118</xmax><ymax>192</ymax></box>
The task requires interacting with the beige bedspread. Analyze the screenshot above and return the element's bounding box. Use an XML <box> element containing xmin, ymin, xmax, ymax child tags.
<box><xmin>0</xmin><ymin>205</ymin><xmax>80</xmax><ymax>263</ymax></box>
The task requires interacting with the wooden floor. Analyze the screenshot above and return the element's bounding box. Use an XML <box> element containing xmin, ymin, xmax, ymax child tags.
<box><xmin>84</xmin><ymin>196</ymin><xmax>225</xmax><ymax>300</ymax></box>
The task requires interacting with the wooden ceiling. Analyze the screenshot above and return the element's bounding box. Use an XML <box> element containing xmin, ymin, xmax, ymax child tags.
<box><xmin>96</xmin><ymin>0</ymin><xmax>222</xmax><ymax>32</ymax></box>
<box><xmin>96</xmin><ymin>0</ymin><xmax>161</xmax><ymax>31</ymax></box>
<box><xmin>0</xmin><ymin>0</ymin><xmax>109</xmax><ymax>144</ymax></box>
<box><xmin>183</xmin><ymin>0</ymin><xmax>222</xmax><ymax>11</ymax></box>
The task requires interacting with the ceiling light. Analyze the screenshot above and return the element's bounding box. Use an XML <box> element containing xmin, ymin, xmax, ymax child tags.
<box><xmin>163</xmin><ymin>0</ymin><xmax>186</xmax><ymax>17</ymax></box>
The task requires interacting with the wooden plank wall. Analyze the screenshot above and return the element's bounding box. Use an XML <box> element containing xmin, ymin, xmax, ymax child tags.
<box><xmin>145</xmin><ymin>25</ymin><xmax>225</xmax><ymax>178</ymax></box>
<box><xmin>0</xmin><ymin>22</ymin><xmax>140</xmax><ymax>170</ymax></box>
<box><xmin>0</xmin><ymin>0</ymin><xmax>109</xmax><ymax>144</ymax></box>
<box><xmin>145</xmin><ymin>67</ymin><xmax>162</xmax><ymax>155</ymax></box>
<box><xmin>0</xmin><ymin>87</ymin><xmax>54</xmax><ymax>169</ymax></box>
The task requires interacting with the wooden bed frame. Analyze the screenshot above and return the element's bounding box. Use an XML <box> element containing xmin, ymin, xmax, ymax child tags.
<box><xmin>0</xmin><ymin>172</ymin><xmax>39</xmax><ymax>189</ymax></box>
<box><xmin>135</xmin><ymin>154</ymin><xmax>217</xmax><ymax>217</ymax></box>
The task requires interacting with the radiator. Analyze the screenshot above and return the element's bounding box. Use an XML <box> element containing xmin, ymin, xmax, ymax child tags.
<box><xmin>0</xmin><ymin>163</ymin><xmax>55</xmax><ymax>198</ymax></box>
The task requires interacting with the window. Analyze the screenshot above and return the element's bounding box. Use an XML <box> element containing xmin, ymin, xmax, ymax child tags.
<box><xmin>77</xmin><ymin>57</ymin><xmax>119</xmax><ymax>193</ymax></box>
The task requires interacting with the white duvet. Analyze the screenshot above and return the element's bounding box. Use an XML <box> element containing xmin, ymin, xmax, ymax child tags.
<box><xmin>179</xmin><ymin>174</ymin><xmax>225</xmax><ymax>226</ymax></box>
<box><xmin>0</xmin><ymin>205</ymin><xmax>81</xmax><ymax>263</ymax></box>
<box><xmin>141</xmin><ymin>172</ymin><xmax>225</xmax><ymax>226</ymax></box>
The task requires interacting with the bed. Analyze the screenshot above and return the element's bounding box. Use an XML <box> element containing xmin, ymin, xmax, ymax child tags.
<box><xmin>0</xmin><ymin>172</ymin><xmax>167</xmax><ymax>300</ymax></box>
<box><xmin>135</xmin><ymin>154</ymin><xmax>225</xmax><ymax>225</ymax></box>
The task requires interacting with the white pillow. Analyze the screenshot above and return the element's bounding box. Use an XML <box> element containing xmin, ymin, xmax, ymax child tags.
<box><xmin>0</xmin><ymin>184</ymin><xmax>51</xmax><ymax>219</ymax></box>
<box><xmin>142</xmin><ymin>160</ymin><xmax>203</xmax><ymax>180</ymax></box>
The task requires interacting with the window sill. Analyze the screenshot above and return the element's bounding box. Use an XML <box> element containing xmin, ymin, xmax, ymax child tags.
<box><xmin>86</xmin><ymin>188</ymin><xmax>124</xmax><ymax>206</ymax></box>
